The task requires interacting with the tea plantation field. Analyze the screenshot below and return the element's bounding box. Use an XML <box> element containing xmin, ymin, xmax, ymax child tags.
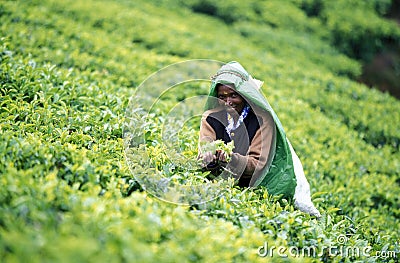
<box><xmin>1</xmin><ymin>0</ymin><xmax>399</xmax><ymax>262</ymax></box>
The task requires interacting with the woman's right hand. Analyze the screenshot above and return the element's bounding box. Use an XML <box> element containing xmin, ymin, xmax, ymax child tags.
<box><xmin>202</xmin><ymin>151</ymin><xmax>216</xmax><ymax>166</ymax></box>
<box><xmin>202</xmin><ymin>150</ymin><xmax>227</xmax><ymax>165</ymax></box>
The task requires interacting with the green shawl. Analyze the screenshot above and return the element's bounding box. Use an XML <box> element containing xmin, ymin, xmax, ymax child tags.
<box><xmin>205</xmin><ymin>61</ymin><xmax>296</xmax><ymax>199</ymax></box>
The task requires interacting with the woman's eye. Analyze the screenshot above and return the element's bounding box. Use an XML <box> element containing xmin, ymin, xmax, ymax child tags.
<box><xmin>231</xmin><ymin>94</ymin><xmax>237</xmax><ymax>98</ymax></box>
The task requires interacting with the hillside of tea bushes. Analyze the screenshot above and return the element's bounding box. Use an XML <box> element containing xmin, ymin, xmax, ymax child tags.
<box><xmin>1</xmin><ymin>0</ymin><xmax>399</xmax><ymax>262</ymax></box>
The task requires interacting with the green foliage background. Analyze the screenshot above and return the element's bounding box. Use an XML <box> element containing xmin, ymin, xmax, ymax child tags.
<box><xmin>1</xmin><ymin>0</ymin><xmax>399</xmax><ymax>262</ymax></box>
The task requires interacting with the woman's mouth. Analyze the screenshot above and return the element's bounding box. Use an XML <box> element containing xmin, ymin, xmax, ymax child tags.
<box><xmin>226</xmin><ymin>105</ymin><xmax>239</xmax><ymax>114</ymax></box>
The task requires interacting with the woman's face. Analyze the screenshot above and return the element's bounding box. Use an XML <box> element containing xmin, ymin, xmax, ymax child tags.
<box><xmin>217</xmin><ymin>84</ymin><xmax>246</xmax><ymax>114</ymax></box>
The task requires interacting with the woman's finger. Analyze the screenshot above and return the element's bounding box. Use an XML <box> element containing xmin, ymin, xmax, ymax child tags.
<box><xmin>220</xmin><ymin>151</ymin><xmax>226</xmax><ymax>162</ymax></box>
<box><xmin>202</xmin><ymin>151</ymin><xmax>215</xmax><ymax>164</ymax></box>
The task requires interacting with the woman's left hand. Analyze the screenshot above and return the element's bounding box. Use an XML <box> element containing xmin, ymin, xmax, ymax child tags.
<box><xmin>215</xmin><ymin>150</ymin><xmax>227</xmax><ymax>162</ymax></box>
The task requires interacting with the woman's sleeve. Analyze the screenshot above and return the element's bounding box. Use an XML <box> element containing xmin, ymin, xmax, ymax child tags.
<box><xmin>199</xmin><ymin>113</ymin><xmax>216</xmax><ymax>144</ymax></box>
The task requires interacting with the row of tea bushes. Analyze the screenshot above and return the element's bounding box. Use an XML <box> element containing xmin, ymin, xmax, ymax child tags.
<box><xmin>1</xmin><ymin>0</ymin><xmax>399</xmax><ymax>262</ymax></box>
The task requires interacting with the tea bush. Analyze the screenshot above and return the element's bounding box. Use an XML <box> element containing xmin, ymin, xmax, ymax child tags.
<box><xmin>1</xmin><ymin>0</ymin><xmax>399</xmax><ymax>262</ymax></box>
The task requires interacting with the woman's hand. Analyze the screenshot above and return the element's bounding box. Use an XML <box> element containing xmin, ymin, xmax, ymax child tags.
<box><xmin>201</xmin><ymin>151</ymin><xmax>216</xmax><ymax>166</ymax></box>
<box><xmin>201</xmin><ymin>150</ymin><xmax>227</xmax><ymax>166</ymax></box>
<box><xmin>215</xmin><ymin>150</ymin><xmax>227</xmax><ymax>163</ymax></box>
